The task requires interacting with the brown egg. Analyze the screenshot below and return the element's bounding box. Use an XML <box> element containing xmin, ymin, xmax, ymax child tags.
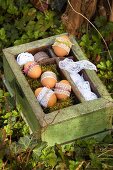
<box><xmin>23</xmin><ymin>61</ymin><xmax>41</xmax><ymax>79</ymax></box>
<box><xmin>34</xmin><ymin>51</ymin><xmax>49</xmax><ymax>63</ymax></box>
<box><xmin>41</xmin><ymin>71</ymin><xmax>57</xmax><ymax>88</ymax></box>
<box><xmin>52</xmin><ymin>35</ymin><xmax>72</xmax><ymax>57</ymax></box>
<box><xmin>35</xmin><ymin>87</ymin><xmax>57</xmax><ymax>107</ymax></box>
<box><xmin>54</xmin><ymin>80</ymin><xmax>71</xmax><ymax>100</ymax></box>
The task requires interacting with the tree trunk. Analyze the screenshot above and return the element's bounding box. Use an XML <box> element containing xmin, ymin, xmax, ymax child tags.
<box><xmin>62</xmin><ymin>0</ymin><xmax>97</xmax><ymax>35</ymax></box>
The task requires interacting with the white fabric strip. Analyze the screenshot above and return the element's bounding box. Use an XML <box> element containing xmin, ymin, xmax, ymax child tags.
<box><xmin>53</xmin><ymin>42</ymin><xmax>70</xmax><ymax>54</ymax></box>
<box><xmin>41</xmin><ymin>71</ymin><xmax>57</xmax><ymax>82</ymax></box>
<box><xmin>37</xmin><ymin>87</ymin><xmax>54</xmax><ymax>107</ymax></box>
<box><xmin>17</xmin><ymin>52</ymin><xmax>34</xmax><ymax>66</ymax></box>
<box><xmin>59</xmin><ymin>58</ymin><xmax>98</xmax><ymax>101</ymax></box>
<box><xmin>52</xmin><ymin>37</ymin><xmax>73</xmax><ymax>54</ymax></box>
<box><xmin>55</xmin><ymin>82</ymin><xmax>71</xmax><ymax>92</ymax></box>
<box><xmin>54</xmin><ymin>89</ymin><xmax>70</xmax><ymax>97</ymax></box>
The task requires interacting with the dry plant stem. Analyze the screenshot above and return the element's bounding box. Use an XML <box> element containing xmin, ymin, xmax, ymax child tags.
<box><xmin>67</xmin><ymin>0</ymin><xmax>112</xmax><ymax>60</ymax></box>
<box><xmin>76</xmin><ymin>161</ymin><xmax>86</xmax><ymax>170</ymax></box>
<box><xmin>98</xmin><ymin>148</ymin><xmax>113</xmax><ymax>158</ymax></box>
<box><xmin>109</xmin><ymin>0</ymin><xmax>113</xmax><ymax>21</ymax></box>
<box><xmin>107</xmin><ymin>0</ymin><xmax>112</xmax><ymax>13</ymax></box>
<box><xmin>2</xmin><ymin>160</ymin><xmax>8</xmax><ymax>170</ymax></box>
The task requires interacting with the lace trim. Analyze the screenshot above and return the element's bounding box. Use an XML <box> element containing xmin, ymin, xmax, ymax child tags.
<box><xmin>41</xmin><ymin>71</ymin><xmax>57</xmax><ymax>81</ymax></box>
<box><xmin>54</xmin><ymin>37</ymin><xmax>72</xmax><ymax>48</ymax></box>
<box><xmin>37</xmin><ymin>87</ymin><xmax>54</xmax><ymax>107</ymax></box>
<box><xmin>54</xmin><ymin>89</ymin><xmax>70</xmax><ymax>96</ymax></box>
<box><xmin>59</xmin><ymin>58</ymin><xmax>97</xmax><ymax>74</ymax></box>
<box><xmin>53</xmin><ymin>42</ymin><xmax>70</xmax><ymax>54</ymax></box>
<box><xmin>55</xmin><ymin>82</ymin><xmax>71</xmax><ymax>92</ymax></box>
<box><xmin>34</xmin><ymin>52</ymin><xmax>49</xmax><ymax>62</ymax></box>
<box><xmin>52</xmin><ymin>37</ymin><xmax>72</xmax><ymax>54</ymax></box>
<box><xmin>23</xmin><ymin>62</ymin><xmax>38</xmax><ymax>74</ymax></box>
<box><xmin>17</xmin><ymin>52</ymin><xmax>34</xmax><ymax>66</ymax></box>
<box><xmin>59</xmin><ymin>58</ymin><xmax>98</xmax><ymax>101</ymax></box>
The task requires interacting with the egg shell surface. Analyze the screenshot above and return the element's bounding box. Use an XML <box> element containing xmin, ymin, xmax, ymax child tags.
<box><xmin>34</xmin><ymin>51</ymin><xmax>49</xmax><ymax>63</ymax></box>
<box><xmin>55</xmin><ymin>80</ymin><xmax>71</xmax><ymax>100</ymax></box>
<box><xmin>41</xmin><ymin>71</ymin><xmax>57</xmax><ymax>88</ymax></box>
<box><xmin>35</xmin><ymin>87</ymin><xmax>57</xmax><ymax>107</ymax></box>
<box><xmin>23</xmin><ymin>61</ymin><xmax>41</xmax><ymax>79</ymax></box>
<box><xmin>52</xmin><ymin>35</ymin><xmax>72</xmax><ymax>57</ymax></box>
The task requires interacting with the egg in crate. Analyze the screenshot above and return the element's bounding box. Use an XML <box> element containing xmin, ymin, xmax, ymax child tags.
<box><xmin>23</xmin><ymin>61</ymin><xmax>42</xmax><ymax>79</ymax></box>
<box><xmin>54</xmin><ymin>80</ymin><xmax>71</xmax><ymax>100</ymax></box>
<box><xmin>41</xmin><ymin>71</ymin><xmax>57</xmax><ymax>88</ymax></box>
<box><xmin>34</xmin><ymin>51</ymin><xmax>50</xmax><ymax>63</ymax></box>
<box><xmin>16</xmin><ymin>52</ymin><xmax>34</xmax><ymax>66</ymax></box>
<box><xmin>52</xmin><ymin>35</ymin><xmax>72</xmax><ymax>57</ymax></box>
<box><xmin>35</xmin><ymin>87</ymin><xmax>57</xmax><ymax>107</ymax></box>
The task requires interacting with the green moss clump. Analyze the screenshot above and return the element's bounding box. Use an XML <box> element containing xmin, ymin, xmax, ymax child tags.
<box><xmin>25</xmin><ymin>64</ymin><xmax>61</xmax><ymax>92</ymax></box>
<box><xmin>25</xmin><ymin>64</ymin><xmax>77</xmax><ymax>113</ymax></box>
<box><xmin>41</xmin><ymin>64</ymin><xmax>60</xmax><ymax>79</ymax></box>
<box><xmin>26</xmin><ymin>76</ymin><xmax>41</xmax><ymax>92</ymax></box>
<box><xmin>44</xmin><ymin>95</ymin><xmax>75</xmax><ymax>114</ymax></box>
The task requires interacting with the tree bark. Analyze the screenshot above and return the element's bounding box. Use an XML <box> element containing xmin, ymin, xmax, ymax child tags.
<box><xmin>62</xmin><ymin>0</ymin><xmax>97</xmax><ymax>35</ymax></box>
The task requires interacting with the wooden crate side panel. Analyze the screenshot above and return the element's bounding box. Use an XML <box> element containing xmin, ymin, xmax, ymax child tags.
<box><xmin>43</xmin><ymin>98</ymin><xmax>112</xmax><ymax>126</ymax></box>
<box><xmin>41</xmin><ymin>106</ymin><xmax>112</xmax><ymax>146</ymax></box>
<box><xmin>3</xmin><ymin>56</ymin><xmax>42</xmax><ymax>134</ymax></box>
<box><xmin>3</xmin><ymin>33</ymin><xmax>67</xmax><ymax>55</ymax></box>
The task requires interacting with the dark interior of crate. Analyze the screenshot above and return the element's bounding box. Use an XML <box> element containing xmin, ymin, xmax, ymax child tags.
<box><xmin>15</xmin><ymin>44</ymin><xmax>100</xmax><ymax>113</ymax></box>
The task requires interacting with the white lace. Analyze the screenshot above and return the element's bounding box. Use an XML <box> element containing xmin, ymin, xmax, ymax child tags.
<box><xmin>16</xmin><ymin>52</ymin><xmax>34</xmax><ymax>66</ymax></box>
<box><xmin>55</xmin><ymin>82</ymin><xmax>71</xmax><ymax>92</ymax></box>
<box><xmin>54</xmin><ymin>89</ymin><xmax>70</xmax><ymax>96</ymax></box>
<box><xmin>36</xmin><ymin>87</ymin><xmax>54</xmax><ymax>107</ymax></box>
<box><xmin>41</xmin><ymin>71</ymin><xmax>57</xmax><ymax>81</ymax></box>
<box><xmin>53</xmin><ymin>42</ymin><xmax>70</xmax><ymax>54</ymax></box>
<box><xmin>52</xmin><ymin>37</ymin><xmax>73</xmax><ymax>54</ymax></box>
<box><xmin>59</xmin><ymin>58</ymin><xmax>98</xmax><ymax>101</ymax></box>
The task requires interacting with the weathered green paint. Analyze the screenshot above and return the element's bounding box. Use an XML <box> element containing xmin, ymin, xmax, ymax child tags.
<box><xmin>2</xmin><ymin>33</ymin><xmax>113</xmax><ymax>146</ymax></box>
<box><xmin>41</xmin><ymin>98</ymin><xmax>112</xmax><ymax>145</ymax></box>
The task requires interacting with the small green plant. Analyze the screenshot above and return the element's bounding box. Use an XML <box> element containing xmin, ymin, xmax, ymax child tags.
<box><xmin>0</xmin><ymin>0</ymin><xmax>65</xmax><ymax>68</ymax></box>
<box><xmin>78</xmin><ymin>16</ymin><xmax>113</xmax><ymax>97</ymax></box>
<box><xmin>97</xmin><ymin>60</ymin><xmax>113</xmax><ymax>95</ymax></box>
<box><xmin>79</xmin><ymin>16</ymin><xmax>113</xmax><ymax>62</ymax></box>
<box><xmin>0</xmin><ymin>88</ymin><xmax>30</xmax><ymax>140</ymax></box>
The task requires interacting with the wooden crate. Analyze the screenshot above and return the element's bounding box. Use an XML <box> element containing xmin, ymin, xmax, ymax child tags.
<box><xmin>3</xmin><ymin>34</ymin><xmax>113</xmax><ymax>146</ymax></box>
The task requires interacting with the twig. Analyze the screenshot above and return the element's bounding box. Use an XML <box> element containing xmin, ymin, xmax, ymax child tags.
<box><xmin>76</xmin><ymin>161</ymin><xmax>85</xmax><ymax>170</ymax></box>
<box><xmin>68</xmin><ymin>0</ymin><xmax>112</xmax><ymax>60</ymax></box>
<box><xmin>98</xmin><ymin>149</ymin><xmax>113</xmax><ymax>158</ymax></box>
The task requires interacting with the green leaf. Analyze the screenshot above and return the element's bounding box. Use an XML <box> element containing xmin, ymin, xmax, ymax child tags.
<box><xmin>0</xmin><ymin>159</ymin><xmax>3</xmax><ymax>169</ymax></box>
<box><xmin>94</xmin><ymin>16</ymin><xmax>107</xmax><ymax>28</ymax></box>
<box><xmin>18</xmin><ymin>135</ymin><xmax>33</xmax><ymax>151</ymax></box>
<box><xmin>7</xmin><ymin>4</ymin><xmax>18</xmax><ymax>15</ymax></box>
<box><xmin>0</xmin><ymin>28</ymin><xmax>6</xmax><ymax>40</ymax></box>
<box><xmin>0</xmin><ymin>89</ymin><xmax>3</xmax><ymax>98</ymax></box>
<box><xmin>90</xmin><ymin>153</ymin><xmax>102</xmax><ymax>169</ymax></box>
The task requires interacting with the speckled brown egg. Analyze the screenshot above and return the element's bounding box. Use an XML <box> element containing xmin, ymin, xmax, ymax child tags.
<box><xmin>23</xmin><ymin>61</ymin><xmax>41</xmax><ymax>79</ymax></box>
<box><xmin>54</xmin><ymin>80</ymin><xmax>71</xmax><ymax>100</ymax></box>
<box><xmin>41</xmin><ymin>71</ymin><xmax>57</xmax><ymax>88</ymax></box>
<box><xmin>35</xmin><ymin>87</ymin><xmax>57</xmax><ymax>107</ymax></box>
<box><xmin>52</xmin><ymin>35</ymin><xmax>72</xmax><ymax>57</ymax></box>
<box><xmin>34</xmin><ymin>51</ymin><xmax>50</xmax><ymax>63</ymax></box>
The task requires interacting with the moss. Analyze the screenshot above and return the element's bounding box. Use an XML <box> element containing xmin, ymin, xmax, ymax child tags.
<box><xmin>25</xmin><ymin>63</ymin><xmax>76</xmax><ymax>113</ymax></box>
<box><xmin>44</xmin><ymin>94</ymin><xmax>76</xmax><ymax>113</ymax></box>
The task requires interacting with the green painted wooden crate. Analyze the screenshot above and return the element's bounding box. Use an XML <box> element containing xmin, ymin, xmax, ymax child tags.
<box><xmin>2</xmin><ymin>34</ymin><xmax>113</xmax><ymax>146</ymax></box>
